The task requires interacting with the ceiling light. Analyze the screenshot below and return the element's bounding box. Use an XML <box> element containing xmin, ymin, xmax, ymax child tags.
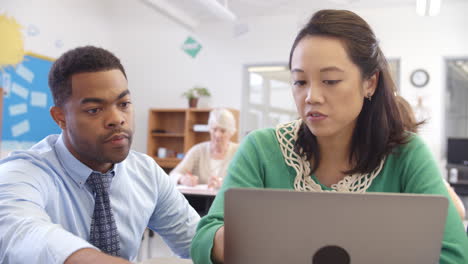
<box><xmin>416</xmin><ymin>0</ymin><xmax>441</xmax><ymax>16</ymax></box>
<box><xmin>428</xmin><ymin>0</ymin><xmax>441</xmax><ymax>16</ymax></box>
<box><xmin>142</xmin><ymin>0</ymin><xmax>199</xmax><ymax>30</ymax></box>
<box><xmin>416</xmin><ymin>0</ymin><xmax>427</xmax><ymax>16</ymax></box>
<box><xmin>194</xmin><ymin>0</ymin><xmax>237</xmax><ymax>22</ymax></box>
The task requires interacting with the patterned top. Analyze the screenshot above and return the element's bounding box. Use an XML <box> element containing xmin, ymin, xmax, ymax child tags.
<box><xmin>276</xmin><ymin>119</ymin><xmax>385</xmax><ymax>193</ymax></box>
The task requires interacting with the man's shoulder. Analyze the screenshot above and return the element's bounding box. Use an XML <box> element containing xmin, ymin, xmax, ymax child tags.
<box><xmin>184</xmin><ymin>141</ymin><xmax>210</xmax><ymax>156</ymax></box>
<box><xmin>122</xmin><ymin>149</ymin><xmax>159</xmax><ymax>169</ymax></box>
<box><xmin>125</xmin><ymin>149</ymin><xmax>153</xmax><ymax>161</ymax></box>
<box><xmin>0</xmin><ymin>135</ymin><xmax>61</xmax><ymax>185</ymax></box>
<box><xmin>0</xmin><ymin>135</ymin><xmax>60</xmax><ymax>169</ymax></box>
<box><xmin>118</xmin><ymin>150</ymin><xmax>168</xmax><ymax>188</ymax></box>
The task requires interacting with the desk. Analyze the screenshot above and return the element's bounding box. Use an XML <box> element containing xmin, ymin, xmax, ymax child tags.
<box><xmin>177</xmin><ymin>184</ymin><xmax>218</xmax><ymax>216</ymax></box>
<box><xmin>138</xmin><ymin>257</ymin><xmax>192</xmax><ymax>264</ymax></box>
<box><xmin>177</xmin><ymin>184</ymin><xmax>218</xmax><ymax>196</ymax></box>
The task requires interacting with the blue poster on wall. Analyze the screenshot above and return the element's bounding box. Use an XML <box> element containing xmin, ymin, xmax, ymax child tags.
<box><xmin>1</xmin><ymin>53</ymin><xmax>61</xmax><ymax>154</ymax></box>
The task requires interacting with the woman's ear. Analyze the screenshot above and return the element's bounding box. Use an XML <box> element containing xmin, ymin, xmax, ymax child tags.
<box><xmin>50</xmin><ymin>106</ymin><xmax>66</xmax><ymax>130</ymax></box>
<box><xmin>364</xmin><ymin>71</ymin><xmax>379</xmax><ymax>97</ymax></box>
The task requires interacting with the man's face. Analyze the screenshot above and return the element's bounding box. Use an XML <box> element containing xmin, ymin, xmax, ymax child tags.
<box><xmin>54</xmin><ymin>69</ymin><xmax>134</xmax><ymax>172</ymax></box>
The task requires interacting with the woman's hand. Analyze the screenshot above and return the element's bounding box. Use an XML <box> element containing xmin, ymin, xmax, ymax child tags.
<box><xmin>208</xmin><ymin>176</ymin><xmax>223</xmax><ymax>189</ymax></box>
<box><xmin>179</xmin><ymin>173</ymin><xmax>199</xmax><ymax>186</ymax></box>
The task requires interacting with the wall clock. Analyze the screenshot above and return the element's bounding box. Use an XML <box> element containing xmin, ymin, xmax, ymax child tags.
<box><xmin>410</xmin><ymin>69</ymin><xmax>430</xmax><ymax>88</ymax></box>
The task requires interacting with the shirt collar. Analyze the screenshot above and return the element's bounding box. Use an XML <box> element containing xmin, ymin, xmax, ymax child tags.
<box><xmin>55</xmin><ymin>134</ymin><xmax>116</xmax><ymax>188</ymax></box>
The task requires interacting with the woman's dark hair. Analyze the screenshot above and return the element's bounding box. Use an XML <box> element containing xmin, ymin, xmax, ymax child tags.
<box><xmin>289</xmin><ymin>9</ymin><xmax>407</xmax><ymax>175</ymax></box>
<box><xmin>48</xmin><ymin>46</ymin><xmax>127</xmax><ymax>107</ymax></box>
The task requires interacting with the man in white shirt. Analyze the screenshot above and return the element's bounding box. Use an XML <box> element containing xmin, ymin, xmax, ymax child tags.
<box><xmin>0</xmin><ymin>46</ymin><xmax>200</xmax><ymax>264</ymax></box>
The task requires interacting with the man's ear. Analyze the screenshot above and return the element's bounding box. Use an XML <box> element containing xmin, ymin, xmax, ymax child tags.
<box><xmin>364</xmin><ymin>71</ymin><xmax>379</xmax><ymax>97</ymax></box>
<box><xmin>50</xmin><ymin>106</ymin><xmax>66</xmax><ymax>130</ymax></box>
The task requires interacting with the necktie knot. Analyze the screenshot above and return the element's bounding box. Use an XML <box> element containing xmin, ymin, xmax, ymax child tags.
<box><xmin>87</xmin><ymin>172</ymin><xmax>113</xmax><ymax>194</ymax></box>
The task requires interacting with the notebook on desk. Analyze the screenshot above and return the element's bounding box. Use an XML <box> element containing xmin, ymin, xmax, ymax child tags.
<box><xmin>224</xmin><ymin>188</ymin><xmax>448</xmax><ymax>264</ymax></box>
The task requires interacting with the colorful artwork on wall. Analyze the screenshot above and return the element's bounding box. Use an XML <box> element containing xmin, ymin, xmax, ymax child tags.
<box><xmin>1</xmin><ymin>53</ymin><xmax>60</xmax><ymax>155</ymax></box>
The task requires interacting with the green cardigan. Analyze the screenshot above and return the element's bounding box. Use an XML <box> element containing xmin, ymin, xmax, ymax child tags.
<box><xmin>190</xmin><ymin>128</ymin><xmax>468</xmax><ymax>264</ymax></box>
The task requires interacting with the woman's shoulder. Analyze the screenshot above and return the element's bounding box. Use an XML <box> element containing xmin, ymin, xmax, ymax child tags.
<box><xmin>394</xmin><ymin>132</ymin><xmax>428</xmax><ymax>154</ymax></box>
<box><xmin>229</xmin><ymin>141</ymin><xmax>240</xmax><ymax>150</ymax></box>
<box><xmin>243</xmin><ymin>120</ymin><xmax>303</xmax><ymax>148</ymax></box>
<box><xmin>191</xmin><ymin>141</ymin><xmax>210</xmax><ymax>149</ymax></box>
<box><xmin>244</xmin><ymin>127</ymin><xmax>277</xmax><ymax>143</ymax></box>
<box><xmin>386</xmin><ymin>132</ymin><xmax>433</xmax><ymax>167</ymax></box>
<box><xmin>185</xmin><ymin>141</ymin><xmax>210</xmax><ymax>156</ymax></box>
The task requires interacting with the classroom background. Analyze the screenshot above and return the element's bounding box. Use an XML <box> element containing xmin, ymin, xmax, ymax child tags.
<box><xmin>1</xmin><ymin>0</ymin><xmax>468</xmax><ymax>260</ymax></box>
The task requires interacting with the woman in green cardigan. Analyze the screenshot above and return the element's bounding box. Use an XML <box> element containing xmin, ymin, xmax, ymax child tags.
<box><xmin>191</xmin><ymin>9</ymin><xmax>468</xmax><ymax>264</ymax></box>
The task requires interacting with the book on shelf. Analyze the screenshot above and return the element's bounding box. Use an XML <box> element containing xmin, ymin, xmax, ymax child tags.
<box><xmin>193</xmin><ymin>124</ymin><xmax>209</xmax><ymax>132</ymax></box>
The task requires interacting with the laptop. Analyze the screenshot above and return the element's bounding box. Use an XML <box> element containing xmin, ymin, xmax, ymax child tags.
<box><xmin>224</xmin><ymin>188</ymin><xmax>448</xmax><ymax>264</ymax></box>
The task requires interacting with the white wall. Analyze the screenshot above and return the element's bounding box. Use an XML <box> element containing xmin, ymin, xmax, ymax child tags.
<box><xmin>359</xmin><ymin>3</ymin><xmax>468</xmax><ymax>162</ymax></box>
<box><xmin>2</xmin><ymin>0</ymin><xmax>468</xmax><ymax>161</ymax></box>
<box><xmin>1</xmin><ymin>0</ymin><xmax>244</xmax><ymax>153</ymax></box>
<box><xmin>0</xmin><ymin>0</ymin><xmax>119</xmax><ymax>157</ymax></box>
<box><xmin>1</xmin><ymin>0</ymin><xmax>115</xmax><ymax>58</ymax></box>
<box><xmin>104</xmin><ymin>0</ymin><xmax>244</xmax><ymax>152</ymax></box>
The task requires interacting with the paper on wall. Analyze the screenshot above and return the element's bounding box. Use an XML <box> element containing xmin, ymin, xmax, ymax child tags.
<box><xmin>11</xmin><ymin>82</ymin><xmax>28</xmax><ymax>99</ymax></box>
<box><xmin>30</xmin><ymin>91</ymin><xmax>47</xmax><ymax>107</ymax></box>
<box><xmin>11</xmin><ymin>120</ymin><xmax>30</xmax><ymax>137</ymax></box>
<box><xmin>16</xmin><ymin>64</ymin><xmax>34</xmax><ymax>83</ymax></box>
<box><xmin>9</xmin><ymin>103</ymin><xmax>27</xmax><ymax>116</ymax></box>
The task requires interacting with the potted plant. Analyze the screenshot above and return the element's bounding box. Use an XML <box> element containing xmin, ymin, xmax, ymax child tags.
<box><xmin>182</xmin><ymin>86</ymin><xmax>211</xmax><ymax>108</ymax></box>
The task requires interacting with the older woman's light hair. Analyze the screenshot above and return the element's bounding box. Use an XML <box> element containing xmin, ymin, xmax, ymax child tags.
<box><xmin>208</xmin><ymin>108</ymin><xmax>236</xmax><ymax>134</ymax></box>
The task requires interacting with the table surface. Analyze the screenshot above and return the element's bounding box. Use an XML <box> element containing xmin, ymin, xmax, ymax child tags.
<box><xmin>138</xmin><ymin>257</ymin><xmax>193</xmax><ymax>264</ymax></box>
<box><xmin>176</xmin><ymin>184</ymin><xmax>218</xmax><ymax>196</ymax></box>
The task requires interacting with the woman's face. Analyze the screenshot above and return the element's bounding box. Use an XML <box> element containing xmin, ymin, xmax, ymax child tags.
<box><xmin>290</xmin><ymin>35</ymin><xmax>376</xmax><ymax>141</ymax></box>
<box><xmin>210</xmin><ymin>125</ymin><xmax>232</xmax><ymax>147</ymax></box>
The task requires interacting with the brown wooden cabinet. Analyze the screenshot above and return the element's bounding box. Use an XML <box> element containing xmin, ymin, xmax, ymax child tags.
<box><xmin>147</xmin><ymin>108</ymin><xmax>239</xmax><ymax>170</ymax></box>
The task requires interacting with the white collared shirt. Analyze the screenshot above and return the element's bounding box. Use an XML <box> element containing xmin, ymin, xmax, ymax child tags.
<box><xmin>0</xmin><ymin>134</ymin><xmax>200</xmax><ymax>263</ymax></box>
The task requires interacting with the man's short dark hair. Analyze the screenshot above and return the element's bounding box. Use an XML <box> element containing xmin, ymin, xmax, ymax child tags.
<box><xmin>48</xmin><ymin>46</ymin><xmax>127</xmax><ymax>107</ymax></box>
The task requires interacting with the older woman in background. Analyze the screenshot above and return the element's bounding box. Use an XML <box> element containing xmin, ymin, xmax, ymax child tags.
<box><xmin>170</xmin><ymin>108</ymin><xmax>238</xmax><ymax>189</ymax></box>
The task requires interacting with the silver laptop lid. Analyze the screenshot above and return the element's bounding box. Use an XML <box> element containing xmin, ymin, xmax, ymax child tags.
<box><xmin>225</xmin><ymin>188</ymin><xmax>448</xmax><ymax>264</ymax></box>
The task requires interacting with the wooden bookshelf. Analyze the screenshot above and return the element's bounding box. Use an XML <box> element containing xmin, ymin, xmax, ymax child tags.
<box><xmin>147</xmin><ymin>108</ymin><xmax>239</xmax><ymax>169</ymax></box>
